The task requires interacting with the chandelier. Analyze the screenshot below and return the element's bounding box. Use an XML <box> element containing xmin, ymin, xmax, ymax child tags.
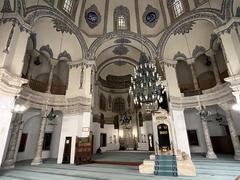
<box><xmin>129</xmin><ymin>52</ymin><xmax>166</xmax><ymax>111</ymax></box>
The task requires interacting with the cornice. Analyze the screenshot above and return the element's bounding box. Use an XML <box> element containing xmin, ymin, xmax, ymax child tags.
<box><xmin>214</xmin><ymin>17</ymin><xmax>240</xmax><ymax>35</ymax></box>
<box><xmin>0</xmin><ymin>12</ymin><xmax>31</xmax><ymax>33</ymax></box>
<box><xmin>0</xmin><ymin>68</ymin><xmax>28</xmax><ymax>96</ymax></box>
<box><xmin>170</xmin><ymin>83</ymin><xmax>234</xmax><ymax>110</ymax></box>
<box><xmin>19</xmin><ymin>86</ymin><xmax>92</xmax><ymax>114</ymax></box>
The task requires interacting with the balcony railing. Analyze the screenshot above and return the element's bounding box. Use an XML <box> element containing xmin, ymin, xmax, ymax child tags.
<box><xmin>51</xmin><ymin>84</ymin><xmax>67</xmax><ymax>95</ymax></box>
<box><xmin>29</xmin><ymin>79</ymin><xmax>66</xmax><ymax>95</ymax></box>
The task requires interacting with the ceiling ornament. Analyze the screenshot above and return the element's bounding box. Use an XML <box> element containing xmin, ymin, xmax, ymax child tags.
<box><xmin>113</xmin><ymin>60</ymin><xmax>127</xmax><ymax>66</ymax></box>
<box><xmin>114</xmin><ymin>38</ymin><xmax>131</xmax><ymax>44</ymax></box>
<box><xmin>112</xmin><ymin>44</ymin><xmax>129</xmax><ymax>56</ymax></box>
<box><xmin>52</xmin><ymin>19</ymin><xmax>73</xmax><ymax>34</ymax></box>
<box><xmin>58</xmin><ymin>50</ymin><xmax>72</xmax><ymax>61</ymax></box>
<box><xmin>173</xmin><ymin>51</ymin><xmax>187</xmax><ymax>60</ymax></box>
<box><xmin>85</xmin><ymin>4</ymin><xmax>101</xmax><ymax>29</ymax></box>
<box><xmin>1</xmin><ymin>0</ymin><xmax>12</xmax><ymax>13</ymax></box>
<box><xmin>39</xmin><ymin>45</ymin><xmax>53</xmax><ymax>58</ymax></box>
<box><xmin>192</xmin><ymin>45</ymin><xmax>206</xmax><ymax>58</ymax></box>
<box><xmin>142</xmin><ymin>5</ymin><xmax>160</xmax><ymax>28</ymax></box>
<box><xmin>173</xmin><ymin>21</ymin><xmax>196</xmax><ymax>35</ymax></box>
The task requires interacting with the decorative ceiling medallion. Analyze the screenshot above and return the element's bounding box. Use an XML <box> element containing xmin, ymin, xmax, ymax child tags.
<box><xmin>113</xmin><ymin>60</ymin><xmax>127</xmax><ymax>66</ymax></box>
<box><xmin>85</xmin><ymin>4</ymin><xmax>101</xmax><ymax>29</ymax></box>
<box><xmin>58</xmin><ymin>50</ymin><xmax>72</xmax><ymax>61</ymax></box>
<box><xmin>114</xmin><ymin>38</ymin><xmax>131</xmax><ymax>44</ymax></box>
<box><xmin>173</xmin><ymin>51</ymin><xmax>187</xmax><ymax>60</ymax></box>
<box><xmin>173</xmin><ymin>21</ymin><xmax>196</xmax><ymax>35</ymax></box>
<box><xmin>142</xmin><ymin>5</ymin><xmax>159</xmax><ymax>28</ymax></box>
<box><xmin>112</xmin><ymin>44</ymin><xmax>129</xmax><ymax>56</ymax></box>
<box><xmin>52</xmin><ymin>19</ymin><xmax>73</xmax><ymax>34</ymax></box>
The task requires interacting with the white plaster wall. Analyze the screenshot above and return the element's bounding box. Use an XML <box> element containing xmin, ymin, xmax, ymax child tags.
<box><xmin>16</xmin><ymin>110</ymin><xmax>62</xmax><ymax>161</ymax></box>
<box><xmin>57</xmin><ymin>112</ymin><xmax>91</xmax><ymax>164</ymax></box>
<box><xmin>92</xmin><ymin>123</ymin><xmax>119</xmax><ymax>153</ymax></box>
<box><xmin>0</xmin><ymin>96</ymin><xmax>15</xmax><ymax>166</ymax></box>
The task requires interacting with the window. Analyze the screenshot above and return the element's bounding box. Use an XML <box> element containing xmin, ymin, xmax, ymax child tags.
<box><xmin>42</xmin><ymin>133</ymin><xmax>52</xmax><ymax>151</ymax></box>
<box><xmin>117</xmin><ymin>15</ymin><xmax>127</xmax><ymax>30</ymax></box>
<box><xmin>114</xmin><ymin>115</ymin><xmax>119</xmax><ymax>129</ymax></box>
<box><xmin>112</xmin><ymin>97</ymin><xmax>125</xmax><ymax>113</ymax></box>
<box><xmin>18</xmin><ymin>133</ymin><xmax>28</xmax><ymax>152</ymax></box>
<box><xmin>99</xmin><ymin>94</ymin><xmax>106</xmax><ymax>111</ymax></box>
<box><xmin>100</xmin><ymin>114</ymin><xmax>104</xmax><ymax>129</ymax></box>
<box><xmin>168</xmin><ymin>0</ymin><xmax>189</xmax><ymax>21</ymax></box>
<box><xmin>100</xmin><ymin>133</ymin><xmax>107</xmax><ymax>147</ymax></box>
<box><xmin>58</xmin><ymin>0</ymin><xmax>79</xmax><ymax>20</ymax></box>
<box><xmin>114</xmin><ymin>6</ymin><xmax>130</xmax><ymax>31</ymax></box>
<box><xmin>173</xmin><ymin>0</ymin><xmax>184</xmax><ymax>18</ymax></box>
<box><xmin>63</xmin><ymin>0</ymin><xmax>73</xmax><ymax>14</ymax></box>
<box><xmin>187</xmin><ymin>130</ymin><xmax>199</xmax><ymax>146</ymax></box>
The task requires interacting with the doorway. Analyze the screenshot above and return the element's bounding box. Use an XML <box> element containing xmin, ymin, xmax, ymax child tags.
<box><xmin>148</xmin><ymin>134</ymin><xmax>154</xmax><ymax>151</ymax></box>
<box><xmin>157</xmin><ymin>124</ymin><xmax>171</xmax><ymax>152</ymax></box>
<box><xmin>62</xmin><ymin>137</ymin><xmax>72</xmax><ymax>164</ymax></box>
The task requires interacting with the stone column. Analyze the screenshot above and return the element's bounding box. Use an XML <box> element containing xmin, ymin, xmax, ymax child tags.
<box><xmin>189</xmin><ymin>61</ymin><xmax>199</xmax><ymax>90</ymax></box>
<box><xmin>199</xmin><ymin>108</ymin><xmax>217</xmax><ymax>159</ymax></box>
<box><xmin>31</xmin><ymin>110</ymin><xmax>48</xmax><ymax>165</ymax></box>
<box><xmin>47</xmin><ymin>60</ymin><xmax>57</xmax><ymax>93</ymax></box>
<box><xmin>220</xmin><ymin>103</ymin><xmax>240</xmax><ymax>160</ymax></box>
<box><xmin>2</xmin><ymin>113</ymin><xmax>23</xmax><ymax>168</ymax></box>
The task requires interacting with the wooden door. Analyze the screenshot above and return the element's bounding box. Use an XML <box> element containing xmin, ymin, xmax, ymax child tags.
<box><xmin>62</xmin><ymin>137</ymin><xmax>72</xmax><ymax>164</ymax></box>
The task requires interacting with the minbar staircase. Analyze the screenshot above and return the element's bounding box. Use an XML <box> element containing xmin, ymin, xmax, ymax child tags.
<box><xmin>154</xmin><ymin>155</ymin><xmax>178</xmax><ymax>176</ymax></box>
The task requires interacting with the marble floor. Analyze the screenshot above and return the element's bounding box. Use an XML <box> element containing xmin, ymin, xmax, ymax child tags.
<box><xmin>0</xmin><ymin>153</ymin><xmax>240</xmax><ymax>180</ymax></box>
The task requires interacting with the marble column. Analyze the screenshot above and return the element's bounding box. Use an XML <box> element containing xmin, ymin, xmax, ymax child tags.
<box><xmin>189</xmin><ymin>62</ymin><xmax>199</xmax><ymax>90</ymax></box>
<box><xmin>31</xmin><ymin>110</ymin><xmax>48</xmax><ymax>165</ymax></box>
<box><xmin>2</xmin><ymin>113</ymin><xmax>23</xmax><ymax>168</ymax></box>
<box><xmin>47</xmin><ymin>60</ymin><xmax>57</xmax><ymax>93</ymax></box>
<box><xmin>220</xmin><ymin>103</ymin><xmax>240</xmax><ymax>160</ymax></box>
<box><xmin>199</xmin><ymin>109</ymin><xmax>217</xmax><ymax>159</ymax></box>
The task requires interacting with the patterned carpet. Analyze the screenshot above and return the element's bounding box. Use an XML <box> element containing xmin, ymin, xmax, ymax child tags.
<box><xmin>0</xmin><ymin>153</ymin><xmax>239</xmax><ymax>180</ymax></box>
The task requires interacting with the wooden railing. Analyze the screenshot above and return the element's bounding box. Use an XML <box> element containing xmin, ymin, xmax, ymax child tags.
<box><xmin>29</xmin><ymin>79</ymin><xmax>48</xmax><ymax>93</ymax></box>
<box><xmin>29</xmin><ymin>79</ymin><xmax>66</xmax><ymax>95</ymax></box>
<box><xmin>51</xmin><ymin>84</ymin><xmax>67</xmax><ymax>95</ymax></box>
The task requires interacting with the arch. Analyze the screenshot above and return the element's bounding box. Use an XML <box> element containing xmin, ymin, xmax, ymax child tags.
<box><xmin>25</xmin><ymin>6</ymin><xmax>88</xmax><ymax>58</ymax></box>
<box><xmin>157</xmin><ymin>9</ymin><xmax>225</xmax><ymax>60</ymax></box>
<box><xmin>88</xmin><ymin>31</ymin><xmax>157</xmax><ymax>60</ymax></box>
<box><xmin>176</xmin><ymin>60</ymin><xmax>195</xmax><ymax>93</ymax></box>
<box><xmin>194</xmin><ymin>54</ymin><xmax>216</xmax><ymax>90</ymax></box>
<box><xmin>96</xmin><ymin>57</ymin><xmax>138</xmax><ymax>78</ymax></box>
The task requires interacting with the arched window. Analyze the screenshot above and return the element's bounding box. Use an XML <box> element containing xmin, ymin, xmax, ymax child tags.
<box><xmin>114</xmin><ymin>6</ymin><xmax>130</xmax><ymax>31</ymax></box>
<box><xmin>100</xmin><ymin>113</ymin><xmax>104</xmax><ymax>128</ymax></box>
<box><xmin>99</xmin><ymin>94</ymin><xmax>107</xmax><ymax>111</ymax></box>
<box><xmin>63</xmin><ymin>0</ymin><xmax>73</xmax><ymax>14</ymax></box>
<box><xmin>167</xmin><ymin>0</ymin><xmax>189</xmax><ymax>21</ymax></box>
<box><xmin>58</xmin><ymin>0</ymin><xmax>79</xmax><ymax>20</ymax></box>
<box><xmin>113</xmin><ymin>97</ymin><xmax>125</xmax><ymax>113</ymax></box>
<box><xmin>173</xmin><ymin>0</ymin><xmax>184</xmax><ymax>18</ymax></box>
<box><xmin>176</xmin><ymin>61</ymin><xmax>195</xmax><ymax>95</ymax></box>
